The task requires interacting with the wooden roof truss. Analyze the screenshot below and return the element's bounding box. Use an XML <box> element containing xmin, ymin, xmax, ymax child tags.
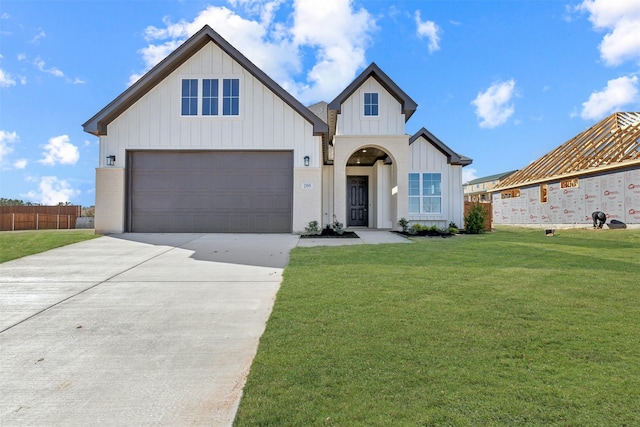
<box><xmin>496</xmin><ymin>112</ymin><xmax>640</xmax><ymax>190</ymax></box>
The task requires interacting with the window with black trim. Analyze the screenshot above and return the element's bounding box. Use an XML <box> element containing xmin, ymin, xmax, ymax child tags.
<box><xmin>364</xmin><ymin>92</ymin><xmax>378</xmax><ymax>116</ymax></box>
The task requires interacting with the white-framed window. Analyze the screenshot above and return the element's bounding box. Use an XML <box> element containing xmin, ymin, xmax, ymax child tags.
<box><xmin>202</xmin><ymin>78</ymin><xmax>219</xmax><ymax>116</ymax></box>
<box><xmin>364</xmin><ymin>92</ymin><xmax>378</xmax><ymax>116</ymax></box>
<box><xmin>223</xmin><ymin>78</ymin><xmax>240</xmax><ymax>116</ymax></box>
<box><xmin>181</xmin><ymin>79</ymin><xmax>198</xmax><ymax>116</ymax></box>
<box><xmin>181</xmin><ymin>78</ymin><xmax>240</xmax><ymax>116</ymax></box>
<box><xmin>409</xmin><ymin>172</ymin><xmax>442</xmax><ymax>214</ymax></box>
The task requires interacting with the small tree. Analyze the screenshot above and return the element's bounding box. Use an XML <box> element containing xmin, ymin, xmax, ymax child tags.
<box><xmin>464</xmin><ymin>203</ymin><xmax>488</xmax><ymax>234</ymax></box>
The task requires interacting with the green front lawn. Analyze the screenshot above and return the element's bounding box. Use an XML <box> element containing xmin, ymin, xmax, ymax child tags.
<box><xmin>235</xmin><ymin>227</ymin><xmax>640</xmax><ymax>426</ymax></box>
<box><xmin>0</xmin><ymin>229</ymin><xmax>100</xmax><ymax>263</ymax></box>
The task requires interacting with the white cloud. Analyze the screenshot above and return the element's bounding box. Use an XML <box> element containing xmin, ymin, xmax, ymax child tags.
<box><xmin>0</xmin><ymin>68</ymin><xmax>16</xmax><ymax>87</ymax></box>
<box><xmin>30</xmin><ymin>29</ymin><xmax>46</xmax><ymax>44</ymax></box>
<box><xmin>22</xmin><ymin>176</ymin><xmax>80</xmax><ymax>205</ymax></box>
<box><xmin>288</xmin><ymin>0</ymin><xmax>376</xmax><ymax>102</ymax></box>
<box><xmin>580</xmin><ymin>75</ymin><xmax>639</xmax><ymax>120</ymax></box>
<box><xmin>415</xmin><ymin>10</ymin><xmax>441</xmax><ymax>53</ymax></box>
<box><xmin>13</xmin><ymin>159</ymin><xmax>27</xmax><ymax>169</ymax></box>
<box><xmin>462</xmin><ymin>168</ymin><xmax>478</xmax><ymax>184</ymax></box>
<box><xmin>471</xmin><ymin>79</ymin><xmax>517</xmax><ymax>128</ymax></box>
<box><xmin>39</xmin><ymin>135</ymin><xmax>80</xmax><ymax>165</ymax></box>
<box><xmin>0</xmin><ymin>130</ymin><xmax>19</xmax><ymax>163</ymax></box>
<box><xmin>130</xmin><ymin>0</ymin><xmax>377</xmax><ymax>103</ymax></box>
<box><xmin>34</xmin><ymin>57</ymin><xmax>64</xmax><ymax>78</ymax></box>
<box><xmin>578</xmin><ymin>0</ymin><xmax>640</xmax><ymax>66</ymax></box>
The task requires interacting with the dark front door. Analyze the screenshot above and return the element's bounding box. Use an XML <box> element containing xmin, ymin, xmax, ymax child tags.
<box><xmin>348</xmin><ymin>176</ymin><xmax>368</xmax><ymax>227</ymax></box>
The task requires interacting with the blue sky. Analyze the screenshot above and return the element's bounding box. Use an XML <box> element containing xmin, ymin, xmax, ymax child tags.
<box><xmin>1</xmin><ymin>0</ymin><xmax>640</xmax><ymax>207</ymax></box>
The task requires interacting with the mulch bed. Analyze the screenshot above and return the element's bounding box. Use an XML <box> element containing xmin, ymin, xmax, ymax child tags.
<box><xmin>392</xmin><ymin>230</ymin><xmax>456</xmax><ymax>238</ymax></box>
<box><xmin>300</xmin><ymin>228</ymin><xmax>359</xmax><ymax>239</ymax></box>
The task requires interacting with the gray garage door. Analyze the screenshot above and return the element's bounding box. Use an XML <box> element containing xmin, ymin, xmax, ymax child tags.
<box><xmin>127</xmin><ymin>151</ymin><xmax>293</xmax><ymax>233</ymax></box>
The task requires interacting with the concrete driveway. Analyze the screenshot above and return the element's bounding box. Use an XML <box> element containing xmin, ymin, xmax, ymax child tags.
<box><xmin>0</xmin><ymin>233</ymin><xmax>299</xmax><ymax>426</ymax></box>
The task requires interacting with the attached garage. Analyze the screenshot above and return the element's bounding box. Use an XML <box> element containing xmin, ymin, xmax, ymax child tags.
<box><xmin>127</xmin><ymin>151</ymin><xmax>293</xmax><ymax>233</ymax></box>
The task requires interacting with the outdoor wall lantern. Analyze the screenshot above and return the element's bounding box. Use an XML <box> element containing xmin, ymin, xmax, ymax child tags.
<box><xmin>106</xmin><ymin>155</ymin><xmax>116</xmax><ymax>166</ymax></box>
<box><xmin>304</xmin><ymin>156</ymin><xmax>310</xmax><ymax>167</ymax></box>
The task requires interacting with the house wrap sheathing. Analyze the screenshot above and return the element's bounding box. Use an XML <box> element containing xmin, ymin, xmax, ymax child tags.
<box><xmin>491</xmin><ymin>112</ymin><xmax>640</xmax><ymax>227</ymax></box>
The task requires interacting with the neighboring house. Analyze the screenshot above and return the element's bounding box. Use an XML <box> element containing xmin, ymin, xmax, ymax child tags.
<box><xmin>491</xmin><ymin>112</ymin><xmax>640</xmax><ymax>227</ymax></box>
<box><xmin>463</xmin><ymin>170</ymin><xmax>517</xmax><ymax>203</ymax></box>
<box><xmin>83</xmin><ymin>25</ymin><xmax>471</xmax><ymax>234</ymax></box>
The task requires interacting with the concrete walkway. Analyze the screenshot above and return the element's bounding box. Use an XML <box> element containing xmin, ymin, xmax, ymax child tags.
<box><xmin>297</xmin><ymin>229</ymin><xmax>411</xmax><ymax>247</ymax></box>
<box><xmin>0</xmin><ymin>230</ymin><xmax>407</xmax><ymax>426</ymax></box>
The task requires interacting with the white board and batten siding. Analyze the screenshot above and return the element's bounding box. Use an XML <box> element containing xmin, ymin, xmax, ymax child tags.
<box><xmin>336</xmin><ymin>77</ymin><xmax>405</xmax><ymax>137</ymax></box>
<box><xmin>103</xmin><ymin>41</ymin><xmax>319</xmax><ymax>168</ymax></box>
<box><xmin>408</xmin><ymin>135</ymin><xmax>464</xmax><ymax>227</ymax></box>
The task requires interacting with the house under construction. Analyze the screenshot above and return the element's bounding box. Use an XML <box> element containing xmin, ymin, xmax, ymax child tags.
<box><xmin>491</xmin><ymin>112</ymin><xmax>640</xmax><ymax>228</ymax></box>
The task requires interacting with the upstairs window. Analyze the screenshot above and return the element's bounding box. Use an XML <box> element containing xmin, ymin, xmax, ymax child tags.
<box><xmin>409</xmin><ymin>173</ymin><xmax>442</xmax><ymax>214</ymax></box>
<box><xmin>223</xmin><ymin>78</ymin><xmax>240</xmax><ymax>116</ymax></box>
<box><xmin>364</xmin><ymin>92</ymin><xmax>378</xmax><ymax>116</ymax></box>
<box><xmin>202</xmin><ymin>79</ymin><xmax>219</xmax><ymax>116</ymax></box>
<box><xmin>181</xmin><ymin>78</ymin><xmax>240</xmax><ymax>117</ymax></box>
<box><xmin>181</xmin><ymin>79</ymin><xmax>198</xmax><ymax>116</ymax></box>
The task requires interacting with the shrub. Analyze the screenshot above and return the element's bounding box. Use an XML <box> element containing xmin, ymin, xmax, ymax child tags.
<box><xmin>305</xmin><ymin>220</ymin><xmax>320</xmax><ymax>235</ymax></box>
<box><xmin>397</xmin><ymin>217</ymin><xmax>409</xmax><ymax>233</ymax></box>
<box><xmin>464</xmin><ymin>203</ymin><xmax>488</xmax><ymax>234</ymax></box>
<box><xmin>332</xmin><ymin>215</ymin><xmax>344</xmax><ymax>235</ymax></box>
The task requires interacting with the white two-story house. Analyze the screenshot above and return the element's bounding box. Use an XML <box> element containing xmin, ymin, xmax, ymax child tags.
<box><xmin>84</xmin><ymin>25</ymin><xmax>472</xmax><ymax>234</ymax></box>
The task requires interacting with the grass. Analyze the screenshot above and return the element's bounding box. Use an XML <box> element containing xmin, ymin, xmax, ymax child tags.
<box><xmin>0</xmin><ymin>229</ymin><xmax>100</xmax><ymax>263</ymax></box>
<box><xmin>235</xmin><ymin>227</ymin><xmax>640</xmax><ymax>426</ymax></box>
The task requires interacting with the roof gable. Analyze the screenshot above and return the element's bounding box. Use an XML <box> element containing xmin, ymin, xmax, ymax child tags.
<box><xmin>328</xmin><ymin>63</ymin><xmax>417</xmax><ymax>121</ymax></box>
<box><xmin>497</xmin><ymin>112</ymin><xmax>640</xmax><ymax>190</ymax></box>
<box><xmin>83</xmin><ymin>25</ymin><xmax>328</xmax><ymax>136</ymax></box>
<box><xmin>409</xmin><ymin>127</ymin><xmax>472</xmax><ymax>166</ymax></box>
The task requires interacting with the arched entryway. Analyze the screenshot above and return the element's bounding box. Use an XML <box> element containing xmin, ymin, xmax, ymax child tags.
<box><xmin>345</xmin><ymin>146</ymin><xmax>394</xmax><ymax>228</ymax></box>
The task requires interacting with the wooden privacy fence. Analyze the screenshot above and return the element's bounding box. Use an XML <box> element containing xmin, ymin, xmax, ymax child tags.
<box><xmin>0</xmin><ymin>206</ymin><xmax>81</xmax><ymax>231</ymax></box>
<box><xmin>464</xmin><ymin>201</ymin><xmax>493</xmax><ymax>231</ymax></box>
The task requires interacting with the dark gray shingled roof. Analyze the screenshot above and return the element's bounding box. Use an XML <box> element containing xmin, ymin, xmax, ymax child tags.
<box><xmin>409</xmin><ymin>127</ymin><xmax>473</xmax><ymax>166</ymax></box>
<box><xmin>328</xmin><ymin>62</ymin><xmax>418</xmax><ymax>122</ymax></box>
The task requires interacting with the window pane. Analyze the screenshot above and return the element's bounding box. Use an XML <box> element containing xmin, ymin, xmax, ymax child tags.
<box><xmin>223</xmin><ymin>78</ymin><xmax>239</xmax><ymax>116</ymax></box>
<box><xmin>364</xmin><ymin>92</ymin><xmax>378</xmax><ymax>116</ymax></box>
<box><xmin>409</xmin><ymin>197</ymin><xmax>420</xmax><ymax>213</ymax></box>
<box><xmin>423</xmin><ymin>173</ymin><xmax>441</xmax><ymax>196</ymax></box>
<box><xmin>181</xmin><ymin>79</ymin><xmax>198</xmax><ymax>115</ymax></box>
<box><xmin>202</xmin><ymin>79</ymin><xmax>218</xmax><ymax>116</ymax></box>
<box><xmin>409</xmin><ymin>173</ymin><xmax>420</xmax><ymax>196</ymax></box>
<box><xmin>423</xmin><ymin>197</ymin><xmax>441</xmax><ymax>213</ymax></box>
<box><xmin>181</xmin><ymin>98</ymin><xmax>190</xmax><ymax>116</ymax></box>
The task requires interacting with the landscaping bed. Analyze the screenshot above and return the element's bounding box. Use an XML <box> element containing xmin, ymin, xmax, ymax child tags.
<box><xmin>300</xmin><ymin>227</ymin><xmax>358</xmax><ymax>239</ymax></box>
